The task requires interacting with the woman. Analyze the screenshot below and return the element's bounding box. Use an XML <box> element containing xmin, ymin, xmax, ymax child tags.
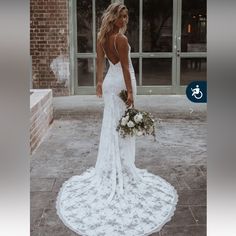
<box><xmin>56</xmin><ymin>3</ymin><xmax>178</xmax><ymax>236</ymax></box>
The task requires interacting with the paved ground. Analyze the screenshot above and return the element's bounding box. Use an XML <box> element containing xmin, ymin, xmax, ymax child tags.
<box><xmin>31</xmin><ymin>95</ymin><xmax>207</xmax><ymax>236</ymax></box>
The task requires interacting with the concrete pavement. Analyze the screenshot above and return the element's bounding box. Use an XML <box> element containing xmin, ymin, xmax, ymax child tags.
<box><xmin>31</xmin><ymin>95</ymin><xmax>207</xmax><ymax>236</ymax></box>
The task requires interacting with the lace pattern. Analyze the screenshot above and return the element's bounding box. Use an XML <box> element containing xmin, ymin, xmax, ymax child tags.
<box><xmin>56</xmin><ymin>45</ymin><xmax>179</xmax><ymax>236</ymax></box>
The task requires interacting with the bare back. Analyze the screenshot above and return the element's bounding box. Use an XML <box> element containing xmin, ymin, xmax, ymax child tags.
<box><xmin>101</xmin><ymin>34</ymin><xmax>120</xmax><ymax>65</ymax></box>
<box><xmin>96</xmin><ymin>33</ymin><xmax>132</xmax><ymax>96</ymax></box>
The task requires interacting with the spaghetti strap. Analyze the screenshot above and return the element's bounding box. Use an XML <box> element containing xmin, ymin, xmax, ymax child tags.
<box><xmin>114</xmin><ymin>34</ymin><xmax>119</xmax><ymax>56</ymax></box>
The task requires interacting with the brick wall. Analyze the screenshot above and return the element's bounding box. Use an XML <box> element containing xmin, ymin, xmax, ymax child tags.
<box><xmin>30</xmin><ymin>0</ymin><xmax>70</xmax><ymax>96</ymax></box>
<box><xmin>30</xmin><ymin>89</ymin><xmax>53</xmax><ymax>154</ymax></box>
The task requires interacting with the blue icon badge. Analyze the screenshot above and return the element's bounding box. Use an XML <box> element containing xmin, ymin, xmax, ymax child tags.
<box><xmin>186</xmin><ymin>81</ymin><xmax>207</xmax><ymax>103</ymax></box>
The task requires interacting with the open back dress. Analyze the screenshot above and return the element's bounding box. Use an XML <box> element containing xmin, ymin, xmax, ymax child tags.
<box><xmin>56</xmin><ymin>33</ymin><xmax>179</xmax><ymax>236</ymax></box>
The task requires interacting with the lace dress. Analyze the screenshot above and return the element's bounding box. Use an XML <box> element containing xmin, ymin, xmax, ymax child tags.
<box><xmin>56</xmin><ymin>35</ymin><xmax>179</xmax><ymax>236</ymax></box>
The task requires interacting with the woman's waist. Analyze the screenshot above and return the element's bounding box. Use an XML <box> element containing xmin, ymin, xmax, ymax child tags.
<box><xmin>105</xmin><ymin>72</ymin><xmax>136</xmax><ymax>82</ymax></box>
<box><xmin>106</xmin><ymin>65</ymin><xmax>135</xmax><ymax>77</ymax></box>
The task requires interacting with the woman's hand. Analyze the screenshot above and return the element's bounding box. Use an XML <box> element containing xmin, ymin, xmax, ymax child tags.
<box><xmin>126</xmin><ymin>92</ymin><xmax>134</xmax><ymax>108</ymax></box>
<box><xmin>96</xmin><ymin>82</ymin><xmax>103</xmax><ymax>98</ymax></box>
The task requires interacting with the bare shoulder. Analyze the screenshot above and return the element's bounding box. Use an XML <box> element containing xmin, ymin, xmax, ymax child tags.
<box><xmin>116</xmin><ymin>33</ymin><xmax>128</xmax><ymax>49</ymax></box>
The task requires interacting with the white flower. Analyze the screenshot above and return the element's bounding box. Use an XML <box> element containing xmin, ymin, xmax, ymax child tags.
<box><xmin>121</xmin><ymin>117</ymin><xmax>128</xmax><ymax>126</ymax></box>
<box><xmin>127</xmin><ymin>121</ymin><xmax>135</xmax><ymax>128</ymax></box>
<box><xmin>134</xmin><ymin>115</ymin><xmax>139</xmax><ymax>123</ymax></box>
<box><xmin>134</xmin><ymin>113</ymin><xmax>143</xmax><ymax>123</ymax></box>
<box><xmin>137</xmin><ymin>131</ymin><xmax>143</xmax><ymax>136</ymax></box>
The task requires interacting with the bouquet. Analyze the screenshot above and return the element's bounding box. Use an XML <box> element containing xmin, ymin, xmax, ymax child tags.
<box><xmin>116</xmin><ymin>90</ymin><xmax>157</xmax><ymax>141</ymax></box>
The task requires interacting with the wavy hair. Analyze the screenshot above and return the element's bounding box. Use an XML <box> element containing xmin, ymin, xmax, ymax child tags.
<box><xmin>97</xmin><ymin>2</ymin><xmax>128</xmax><ymax>45</ymax></box>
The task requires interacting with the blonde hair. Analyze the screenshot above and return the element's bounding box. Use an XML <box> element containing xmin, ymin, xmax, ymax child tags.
<box><xmin>97</xmin><ymin>2</ymin><xmax>128</xmax><ymax>45</ymax></box>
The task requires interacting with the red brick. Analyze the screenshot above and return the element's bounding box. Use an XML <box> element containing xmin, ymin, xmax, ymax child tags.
<box><xmin>30</xmin><ymin>0</ymin><xmax>69</xmax><ymax>96</ymax></box>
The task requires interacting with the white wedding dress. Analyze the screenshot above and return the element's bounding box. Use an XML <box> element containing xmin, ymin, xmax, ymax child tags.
<box><xmin>56</xmin><ymin>38</ymin><xmax>179</xmax><ymax>236</ymax></box>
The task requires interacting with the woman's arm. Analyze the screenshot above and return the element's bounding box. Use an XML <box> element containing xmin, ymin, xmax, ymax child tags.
<box><xmin>96</xmin><ymin>40</ymin><xmax>105</xmax><ymax>97</ymax></box>
<box><xmin>96</xmin><ymin>41</ymin><xmax>105</xmax><ymax>85</ymax></box>
<box><xmin>116</xmin><ymin>34</ymin><xmax>132</xmax><ymax>93</ymax></box>
<box><xmin>116</xmin><ymin>34</ymin><xmax>134</xmax><ymax>107</ymax></box>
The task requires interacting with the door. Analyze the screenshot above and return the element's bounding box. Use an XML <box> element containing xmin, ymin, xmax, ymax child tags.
<box><xmin>69</xmin><ymin>0</ymin><xmax>206</xmax><ymax>95</ymax></box>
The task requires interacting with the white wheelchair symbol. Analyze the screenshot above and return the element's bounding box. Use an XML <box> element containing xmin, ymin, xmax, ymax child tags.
<box><xmin>191</xmin><ymin>85</ymin><xmax>203</xmax><ymax>99</ymax></box>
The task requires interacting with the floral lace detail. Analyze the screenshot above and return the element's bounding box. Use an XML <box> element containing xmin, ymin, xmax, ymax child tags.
<box><xmin>56</xmin><ymin>46</ymin><xmax>179</xmax><ymax>236</ymax></box>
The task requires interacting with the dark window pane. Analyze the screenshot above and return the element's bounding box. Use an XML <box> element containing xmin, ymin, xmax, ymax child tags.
<box><xmin>181</xmin><ymin>0</ymin><xmax>207</xmax><ymax>52</ymax></box>
<box><xmin>131</xmin><ymin>58</ymin><xmax>139</xmax><ymax>85</ymax></box>
<box><xmin>143</xmin><ymin>0</ymin><xmax>173</xmax><ymax>52</ymax></box>
<box><xmin>180</xmin><ymin>58</ymin><xmax>207</xmax><ymax>85</ymax></box>
<box><xmin>96</xmin><ymin>1</ymin><xmax>111</xmax><ymax>83</ymax></box>
<box><xmin>96</xmin><ymin>0</ymin><xmax>111</xmax><ymax>42</ymax></box>
<box><xmin>125</xmin><ymin>0</ymin><xmax>139</xmax><ymax>52</ymax></box>
<box><xmin>77</xmin><ymin>0</ymin><xmax>93</xmax><ymax>53</ymax></box>
<box><xmin>78</xmin><ymin>58</ymin><xmax>94</xmax><ymax>86</ymax></box>
<box><xmin>142</xmin><ymin>58</ymin><xmax>172</xmax><ymax>85</ymax></box>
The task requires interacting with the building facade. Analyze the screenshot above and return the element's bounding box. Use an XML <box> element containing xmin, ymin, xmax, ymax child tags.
<box><xmin>30</xmin><ymin>0</ymin><xmax>207</xmax><ymax>96</ymax></box>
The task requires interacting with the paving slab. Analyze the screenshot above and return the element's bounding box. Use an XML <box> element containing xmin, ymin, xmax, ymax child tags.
<box><xmin>53</xmin><ymin>95</ymin><xmax>207</xmax><ymax>121</ymax></box>
<box><xmin>160</xmin><ymin>225</ymin><xmax>206</xmax><ymax>236</ymax></box>
<box><xmin>190</xmin><ymin>206</ymin><xmax>207</xmax><ymax>225</ymax></box>
<box><xmin>31</xmin><ymin>95</ymin><xmax>207</xmax><ymax>236</ymax></box>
